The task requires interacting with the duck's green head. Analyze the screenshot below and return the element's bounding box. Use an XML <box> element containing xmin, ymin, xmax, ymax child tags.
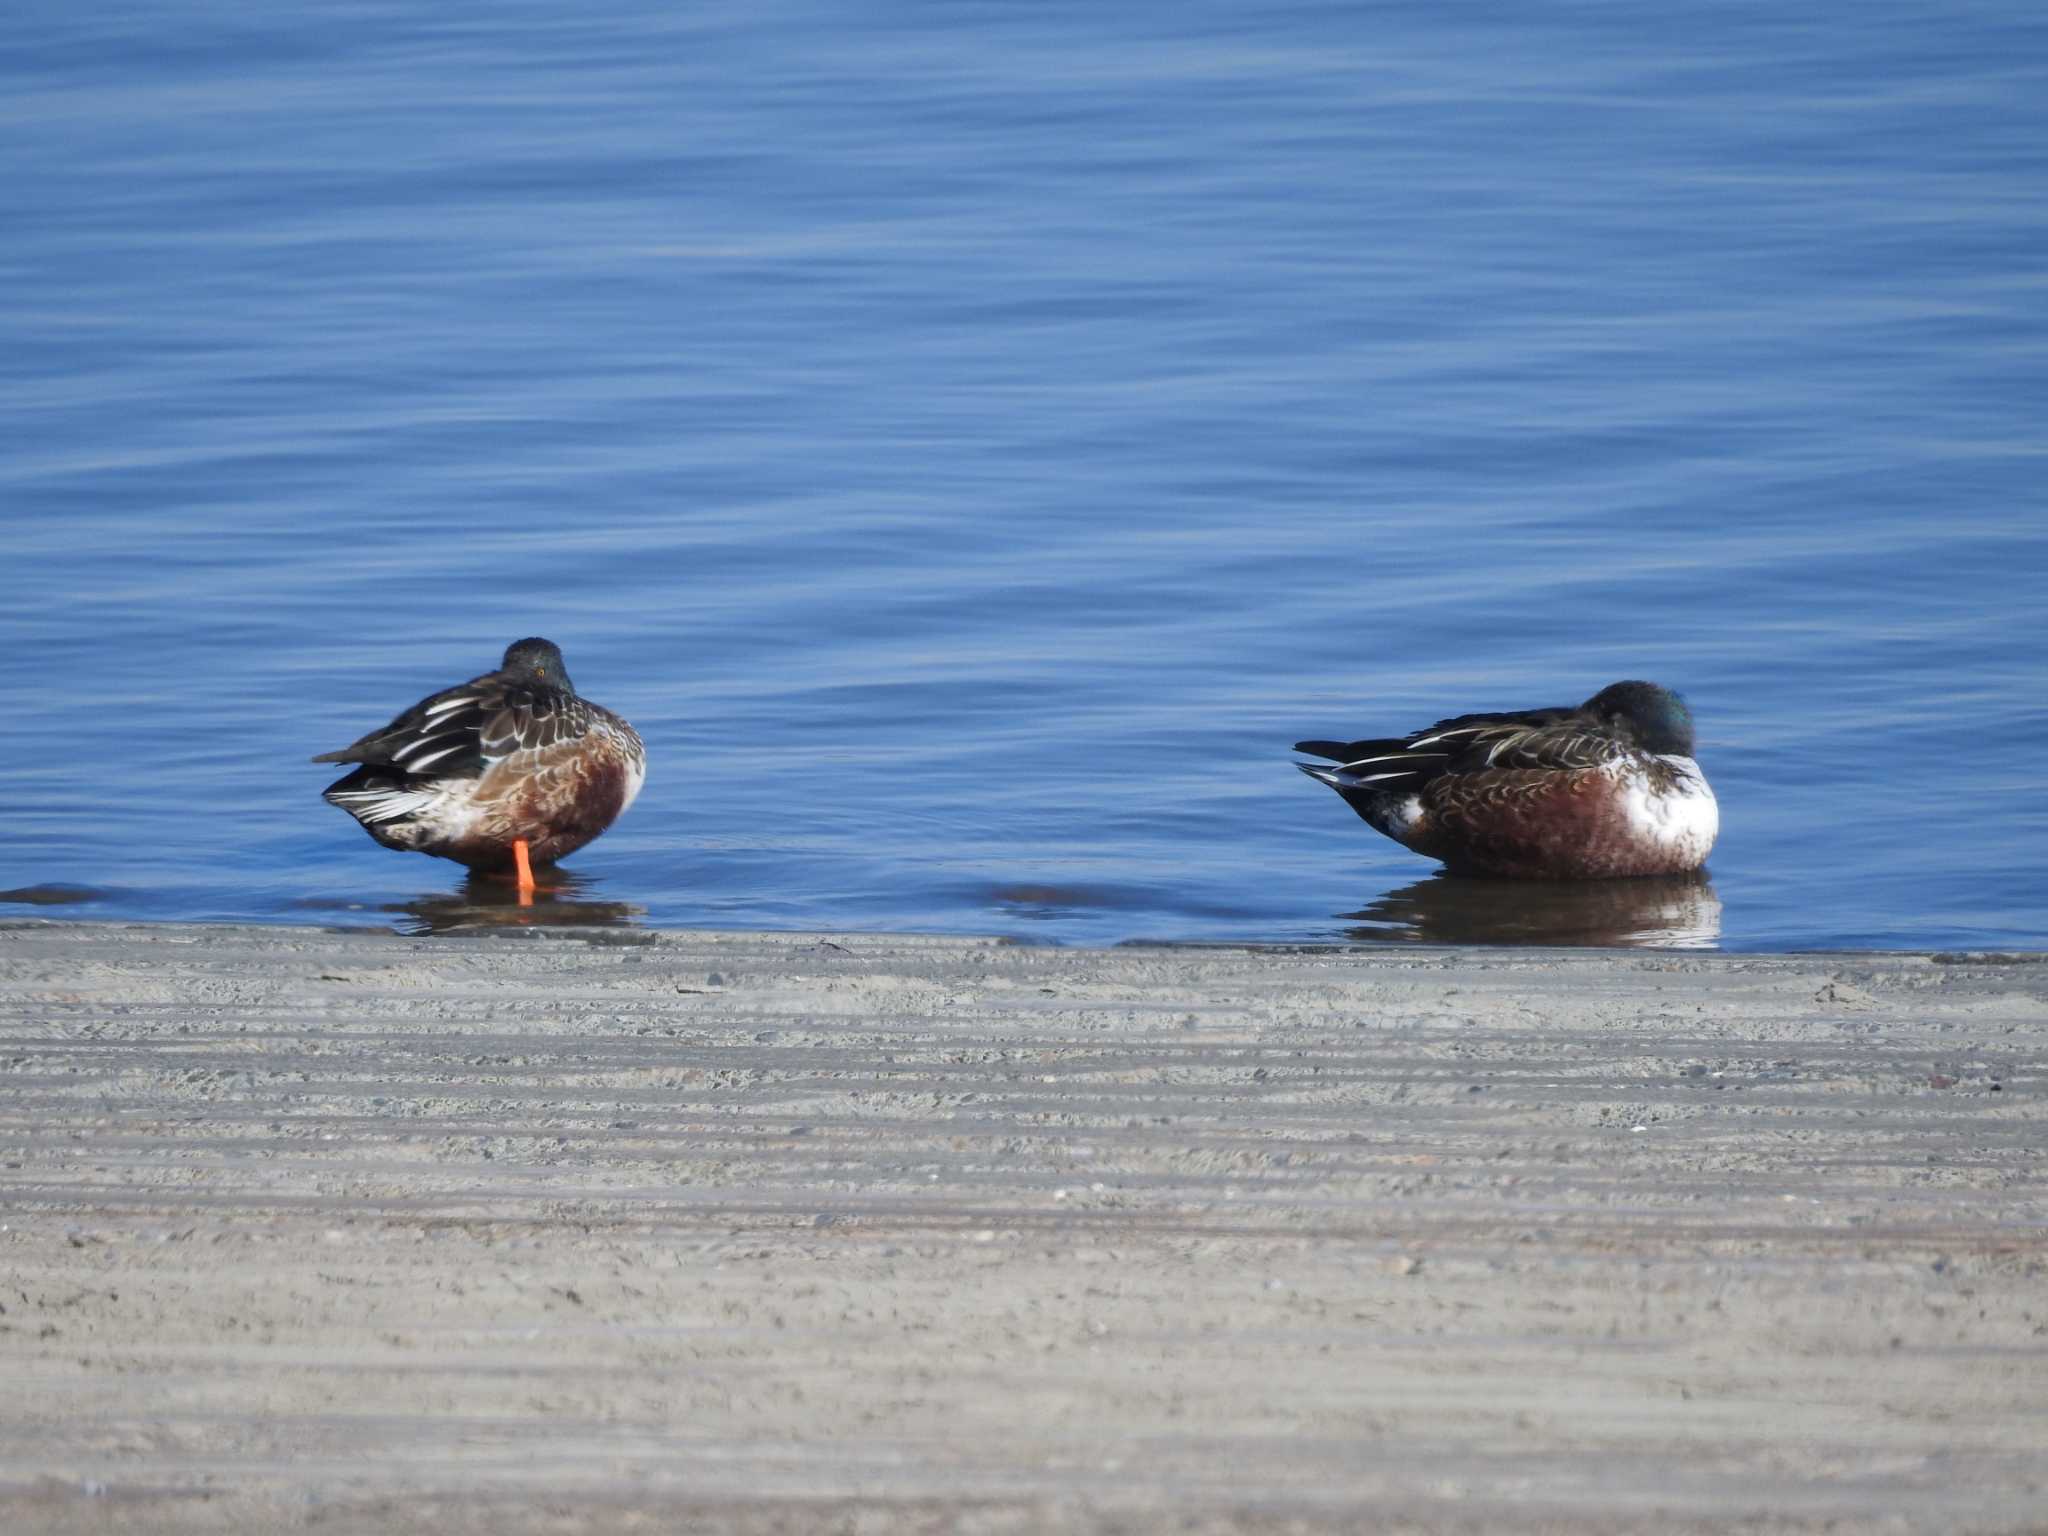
<box><xmin>1585</xmin><ymin>680</ymin><xmax>1695</xmax><ymax>756</ymax></box>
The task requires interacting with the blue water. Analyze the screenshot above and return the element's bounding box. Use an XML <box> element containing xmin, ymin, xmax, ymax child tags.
<box><xmin>4</xmin><ymin>2</ymin><xmax>2045</xmax><ymax>949</ymax></box>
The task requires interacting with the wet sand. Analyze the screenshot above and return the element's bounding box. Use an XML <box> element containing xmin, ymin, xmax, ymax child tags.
<box><xmin>1</xmin><ymin>920</ymin><xmax>2043</xmax><ymax>1534</ymax></box>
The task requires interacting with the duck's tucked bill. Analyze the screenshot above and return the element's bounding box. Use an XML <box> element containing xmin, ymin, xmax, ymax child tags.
<box><xmin>312</xmin><ymin>638</ymin><xmax>645</xmax><ymax>900</ymax></box>
<box><xmin>1294</xmin><ymin>680</ymin><xmax>1717</xmax><ymax>880</ymax></box>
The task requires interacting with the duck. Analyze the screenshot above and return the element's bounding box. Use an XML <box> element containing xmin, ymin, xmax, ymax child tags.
<box><xmin>1294</xmin><ymin>680</ymin><xmax>1717</xmax><ymax>879</ymax></box>
<box><xmin>313</xmin><ymin>638</ymin><xmax>646</xmax><ymax>896</ymax></box>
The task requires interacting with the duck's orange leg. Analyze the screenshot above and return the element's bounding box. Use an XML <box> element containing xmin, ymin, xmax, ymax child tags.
<box><xmin>512</xmin><ymin>838</ymin><xmax>536</xmax><ymax>906</ymax></box>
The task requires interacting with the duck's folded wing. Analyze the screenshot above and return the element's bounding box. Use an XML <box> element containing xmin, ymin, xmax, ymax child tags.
<box><xmin>1296</xmin><ymin>702</ymin><xmax>1596</xmax><ymax>788</ymax></box>
<box><xmin>1447</xmin><ymin>719</ymin><xmax>1623</xmax><ymax>772</ymax></box>
<box><xmin>1399</xmin><ymin>702</ymin><xmax>1625</xmax><ymax>767</ymax></box>
<box><xmin>310</xmin><ymin>678</ymin><xmax>504</xmax><ymax>776</ymax></box>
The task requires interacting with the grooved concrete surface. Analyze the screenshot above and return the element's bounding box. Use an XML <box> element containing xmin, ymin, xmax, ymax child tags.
<box><xmin>1</xmin><ymin>922</ymin><xmax>2044</xmax><ymax>1534</ymax></box>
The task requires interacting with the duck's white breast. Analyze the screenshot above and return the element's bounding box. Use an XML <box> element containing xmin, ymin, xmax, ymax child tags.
<box><xmin>1621</xmin><ymin>755</ymin><xmax>1719</xmax><ymax>865</ymax></box>
<box><xmin>617</xmin><ymin>749</ymin><xmax>646</xmax><ymax>817</ymax></box>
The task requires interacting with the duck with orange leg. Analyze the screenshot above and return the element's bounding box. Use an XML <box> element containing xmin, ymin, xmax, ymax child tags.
<box><xmin>313</xmin><ymin>638</ymin><xmax>645</xmax><ymax>904</ymax></box>
<box><xmin>1294</xmin><ymin>680</ymin><xmax>1717</xmax><ymax>879</ymax></box>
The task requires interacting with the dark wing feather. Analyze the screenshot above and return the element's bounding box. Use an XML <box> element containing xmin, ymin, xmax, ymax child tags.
<box><xmin>1295</xmin><ymin>703</ymin><xmax>1591</xmax><ymax>791</ymax></box>
<box><xmin>311</xmin><ymin>673</ymin><xmax>581</xmax><ymax>779</ymax></box>
<box><xmin>1405</xmin><ymin>704</ymin><xmax>1574</xmax><ymax>748</ymax></box>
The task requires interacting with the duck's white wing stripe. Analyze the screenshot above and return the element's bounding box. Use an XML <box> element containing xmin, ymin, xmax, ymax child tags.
<box><xmin>1301</xmin><ymin>764</ymin><xmax>1412</xmax><ymax>788</ymax></box>
<box><xmin>403</xmin><ymin>743</ymin><xmax>466</xmax><ymax>771</ymax></box>
<box><xmin>1339</xmin><ymin>750</ymin><xmax>1449</xmax><ymax>770</ymax></box>
<box><xmin>393</xmin><ymin>731</ymin><xmax>467</xmax><ymax>765</ymax></box>
<box><xmin>1403</xmin><ymin>726</ymin><xmax>1489</xmax><ymax>752</ymax></box>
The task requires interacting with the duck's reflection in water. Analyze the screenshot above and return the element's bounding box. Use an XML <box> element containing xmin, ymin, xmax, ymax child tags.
<box><xmin>1340</xmin><ymin>870</ymin><xmax>1721</xmax><ymax>949</ymax></box>
<box><xmin>389</xmin><ymin>868</ymin><xmax>643</xmax><ymax>936</ymax></box>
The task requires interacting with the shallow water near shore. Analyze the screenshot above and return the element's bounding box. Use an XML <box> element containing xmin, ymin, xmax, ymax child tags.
<box><xmin>4</xmin><ymin>2</ymin><xmax>2045</xmax><ymax>949</ymax></box>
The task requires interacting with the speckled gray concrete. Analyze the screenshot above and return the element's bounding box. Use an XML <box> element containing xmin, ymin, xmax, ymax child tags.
<box><xmin>1</xmin><ymin>921</ymin><xmax>2043</xmax><ymax>1534</ymax></box>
